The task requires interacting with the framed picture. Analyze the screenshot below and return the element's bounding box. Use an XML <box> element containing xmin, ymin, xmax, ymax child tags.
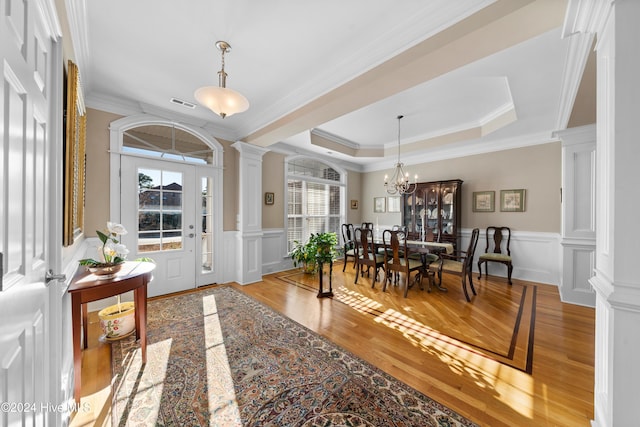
<box><xmin>374</xmin><ymin>197</ymin><xmax>386</xmax><ymax>213</ymax></box>
<box><xmin>265</xmin><ymin>192</ymin><xmax>275</xmax><ymax>205</ymax></box>
<box><xmin>63</xmin><ymin>60</ymin><xmax>86</xmax><ymax>246</ymax></box>
<box><xmin>472</xmin><ymin>191</ymin><xmax>495</xmax><ymax>212</ymax></box>
<box><xmin>500</xmin><ymin>189</ymin><xmax>526</xmax><ymax>212</ymax></box>
<box><xmin>387</xmin><ymin>196</ymin><xmax>400</xmax><ymax>213</ymax></box>
<box><xmin>350</xmin><ymin>199</ymin><xmax>359</xmax><ymax>210</ymax></box>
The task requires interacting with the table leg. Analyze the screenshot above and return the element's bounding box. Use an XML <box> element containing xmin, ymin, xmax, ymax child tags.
<box><xmin>71</xmin><ymin>295</ymin><xmax>82</xmax><ymax>402</ymax></box>
<box><xmin>81</xmin><ymin>303</ymin><xmax>88</xmax><ymax>349</ymax></box>
<box><xmin>135</xmin><ymin>286</ymin><xmax>148</xmax><ymax>363</ymax></box>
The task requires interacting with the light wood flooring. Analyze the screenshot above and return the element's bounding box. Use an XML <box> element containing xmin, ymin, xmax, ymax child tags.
<box><xmin>70</xmin><ymin>262</ymin><xmax>595</xmax><ymax>426</ymax></box>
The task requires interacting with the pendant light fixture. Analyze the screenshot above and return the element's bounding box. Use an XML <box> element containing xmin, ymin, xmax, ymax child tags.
<box><xmin>194</xmin><ymin>41</ymin><xmax>249</xmax><ymax>119</ymax></box>
<box><xmin>384</xmin><ymin>115</ymin><xmax>416</xmax><ymax>195</ymax></box>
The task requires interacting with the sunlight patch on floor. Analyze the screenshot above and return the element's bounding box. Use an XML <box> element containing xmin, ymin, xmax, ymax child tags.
<box><xmin>334</xmin><ymin>288</ymin><xmax>384</xmax><ymax>314</ymax></box>
<box><xmin>203</xmin><ymin>295</ymin><xmax>242</xmax><ymax>426</ymax></box>
<box><xmin>336</xmin><ymin>287</ymin><xmax>535</xmax><ymax>420</ymax></box>
<box><xmin>112</xmin><ymin>338</ymin><xmax>171</xmax><ymax>426</ymax></box>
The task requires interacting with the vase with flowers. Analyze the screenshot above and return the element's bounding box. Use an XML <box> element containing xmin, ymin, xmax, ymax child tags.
<box><xmin>79</xmin><ymin>221</ymin><xmax>130</xmax><ymax>279</ymax></box>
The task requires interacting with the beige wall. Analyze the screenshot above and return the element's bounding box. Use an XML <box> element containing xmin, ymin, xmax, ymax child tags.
<box><xmin>84</xmin><ymin>108</ymin><xmax>240</xmax><ymax>235</ymax></box>
<box><xmin>84</xmin><ymin>109</ymin><xmax>123</xmax><ymax>236</ymax></box>
<box><xmin>361</xmin><ymin>142</ymin><xmax>561</xmax><ymax>233</ymax></box>
<box><xmin>261</xmin><ymin>156</ymin><xmax>361</xmax><ymax>229</ymax></box>
<box><xmin>262</xmin><ymin>152</ymin><xmax>285</xmax><ymax>228</ymax></box>
<box><xmin>219</xmin><ymin>138</ymin><xmax>237</xmax><ymax>231</ymax></box>
<box><xmin>85</xmin><ymin>108</ymin><xmax>560</xmax><ymax>237</ymax></box>
<box><xmin>346</xmin><ymin>170</ymin><xmax>362</xmax><ymax>225</ymax></box>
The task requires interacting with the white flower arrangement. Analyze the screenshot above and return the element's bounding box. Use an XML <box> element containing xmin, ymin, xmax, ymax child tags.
<box><xmin>79</xmin><ymin>222</ymin><xmax>130</xmax><ymax>267</ymax></box>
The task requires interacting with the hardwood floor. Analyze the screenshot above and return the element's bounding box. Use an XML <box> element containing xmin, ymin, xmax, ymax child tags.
<box><xmin>70</xmin><ymin>263</ymin><xmax>595</xmax><ymax>426</ymax></box>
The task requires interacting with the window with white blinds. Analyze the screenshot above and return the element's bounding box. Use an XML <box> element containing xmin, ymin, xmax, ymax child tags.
<box><xmin>286</xmin><ymin>158</ymin><xmax>344</xmax><ymax>252</ymax></box>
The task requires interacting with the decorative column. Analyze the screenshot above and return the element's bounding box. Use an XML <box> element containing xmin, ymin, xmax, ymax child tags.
<box><xmin>556</xmin><ymin>125</ymin><xmax>596</xmax><ymax>306</ymax></box>
<box><xmin>232</xmin><ymin>141</ymin><xmax>269</xmax><ymax>285</ymax></box>
<box><xmin>567</xmin><ymin>1</ymin><xmax>640</xmax><ymax>425</ymax></box>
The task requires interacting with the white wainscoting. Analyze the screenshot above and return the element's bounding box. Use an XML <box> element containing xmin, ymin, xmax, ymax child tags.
<box><xmin>257</xmin><ymin>228</ymin><xmax>562</xmax><ymax>287</ymax></box>
<box><xmin>223</xmin><ymin>230</ymin><xmax>238</xmax><ymax>284</ymax></box>
<box><xmin>466</xmin><ymin>228</ymin><xmax>561</xmax><ymax>286</ymax></box>
<box><xmin>261</xmin><ymin>229</ymin><xmax>293</xmax><ymax>274</ymax></box>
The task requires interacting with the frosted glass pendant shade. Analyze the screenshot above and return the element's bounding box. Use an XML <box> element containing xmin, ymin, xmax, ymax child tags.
<box><xmin>194</xmin><ymin>86</ymin><xmax>249</xmax><ymax>119</ymax></box>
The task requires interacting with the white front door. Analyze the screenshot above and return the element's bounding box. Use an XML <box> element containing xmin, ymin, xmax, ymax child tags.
<box><xmin>0</xmin><ymin>0</ymin><xmax>62</xmax><ymax>424</ymax></box>
<box><xmin>121</xmin><ymin>156</ymin><xmax>197</xmax><ymax>297</ymax></box>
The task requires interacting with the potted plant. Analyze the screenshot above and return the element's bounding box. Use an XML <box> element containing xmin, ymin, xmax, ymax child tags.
<box><xmin>290</xmin><ymin>232</ymin><xmax>338</xmax><ymax>274</ymax></box>
<box><xmin>310</xmin><ymin>232</ymin><xmax>338</xmax><ymax>267</ymax></box>
<box><xmin>291</xmin><ymin>238</ymin><xmax>318</xmax><ymax>274</ymax></box>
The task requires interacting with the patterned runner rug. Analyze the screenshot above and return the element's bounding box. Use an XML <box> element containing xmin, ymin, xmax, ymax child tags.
<box><xmin>111</xmin><ymin>285</ymin><xmax>478</xmax><ymax>426</ymax></box>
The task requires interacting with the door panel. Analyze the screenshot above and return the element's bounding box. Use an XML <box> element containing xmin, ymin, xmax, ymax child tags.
<box><xmin>1</xmin><ymin>0</ymin><xmax>57</xmax><ymax>424</ymax></box>
<box><xmin>121</xmin><ymin>156</ymin><xmax>196</xmax><ymax>297</ymax></box>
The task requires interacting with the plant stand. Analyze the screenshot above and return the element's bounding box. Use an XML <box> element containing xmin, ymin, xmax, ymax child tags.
<box><xmin>317</xmin><ymin>260</ymin><xmax>334</xmax><ymax>298</ymax></box>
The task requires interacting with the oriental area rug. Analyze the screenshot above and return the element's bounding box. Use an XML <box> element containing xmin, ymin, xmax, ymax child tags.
<box><xmin>111</xmin><ymin>285</ymin><xmax>478</xmax><ymax>426</ymax></box>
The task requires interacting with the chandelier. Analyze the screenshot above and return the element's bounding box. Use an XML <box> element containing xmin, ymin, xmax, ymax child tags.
<box><xmin>384</xmin><ymin>115</ymin><xmax>416</xmax><ymax>195</ymax></box>
<box><xmin>194</xmin><ymin>41</ymin><xmax>249</xmax><ymax>119</ymax></box>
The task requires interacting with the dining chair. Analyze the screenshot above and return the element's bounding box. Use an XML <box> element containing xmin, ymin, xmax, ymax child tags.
<box><xmin>382</xmin><ymin>229</ymin><xmax>422</xmax><ymax>297</ymax></box>
<box><xmin>361</xmin><ymin>222</ymin><xmax>374</xmax><ymax>230</ymax></box>
<box><xmin>432</xmin><ymin>228</ymin><xmax>480</xmax><ymax>302</ymax></box>
<box><xmin>477</xmin><ymin>226</ymin><xmax>513</xmax><ymax>285</ymax></box>
<box><xmin>354</xmin><ymin>227</ymin><xmax>385</xmax><ymax>287</ymax></box>
<box><xmin>341</xmin><ymin>223</ymin><xmax>357</xmax><ymax>272</ymax></box>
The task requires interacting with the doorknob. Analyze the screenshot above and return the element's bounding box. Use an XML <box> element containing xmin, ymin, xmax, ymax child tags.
<box><xmin>189</xmin><ymin>233</ymin><xmax>195</xmax><ymax>238</ymax></box>
<box><xmin>45</xmin><ymin>269</ymin><xmax>66</xmax><ymax>285</ymax></box>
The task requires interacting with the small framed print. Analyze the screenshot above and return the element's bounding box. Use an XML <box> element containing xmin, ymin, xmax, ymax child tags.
<box><xmin>500</xmin><ymin>189</ymin><xmax>526</xmax><ymax>212</ymax></box>
<box><xmin>265</xmin><ymin>192</ymin><xmax>275</xmax><ymax>205</ymax></box>
<box><xmin>387</xmin><ymin>196</ymin><xmax>400</xmax><ymax>213</ymax></box>
<box><xmin>374</xmin><ymin>197</ymin><xmax>386</xmax><ymax>213</ymax></box>
<box><xmin>472</xmin><ymin>191</ymin><xmax>495</xmax><ymax>212</ymax></box>
<box><xmin>350</xmin><ymin>200</ymin><xmax>359</xmax><ymax>210</ymax></box>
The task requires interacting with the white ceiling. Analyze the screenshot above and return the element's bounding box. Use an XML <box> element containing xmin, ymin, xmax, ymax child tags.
<box><xmin>71</xmin><ymin>0</ymin><xmax>573</xmax><ymax>172</ymax></box>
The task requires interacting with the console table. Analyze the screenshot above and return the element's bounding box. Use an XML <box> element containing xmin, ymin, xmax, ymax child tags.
<box><xmin>68</xmin><ymin>261</ymin><xmax>155</xmax><ymax>402</ymax></box>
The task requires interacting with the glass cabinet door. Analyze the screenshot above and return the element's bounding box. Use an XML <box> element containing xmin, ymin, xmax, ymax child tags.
<box><xmin>441</xmin><ymin>184</ymin><xmax>455</xmax><ymax>237</ymax></box>
<box><xmin>424</xmin><ymin>185</ymin><xmax>440</xmax><ymax>237</ymax></box>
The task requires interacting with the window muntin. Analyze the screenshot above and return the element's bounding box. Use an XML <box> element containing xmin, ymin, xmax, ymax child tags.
<box><xmin>138</xmin><ymin>168</ymin><xmax>184</xmax><ymax>252</ymax></box>
<box><xmin>123</xmin><ymin>125</ymin><xmax>214</xmax><ymax>165</ymax></box>
<box><xmin>286</xmin><ymin>158</ymin><xmax>344</xmax><ymax>252</ymax></box>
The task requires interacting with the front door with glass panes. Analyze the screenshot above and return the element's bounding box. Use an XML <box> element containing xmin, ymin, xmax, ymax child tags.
<box><xmin>121</xmin><ymin>156</ymin><xmax>197</xmax><ymax>296</ymax></box>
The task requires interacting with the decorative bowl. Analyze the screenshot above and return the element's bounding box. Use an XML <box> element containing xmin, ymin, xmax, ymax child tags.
<box><xmin>88</xmin><ymin>263</ymin><xmax>123</xmax><ymax>280</ymax></box>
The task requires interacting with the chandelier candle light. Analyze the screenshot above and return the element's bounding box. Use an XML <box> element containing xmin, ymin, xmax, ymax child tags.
<box><xmin>384</xmin><ymin>115</ymin><xmax>417</xmax><ymax>195</ymax></box>
<box><xmin>194</xmin><ymin>40</ymin><xmax>249</xmax><ymax>119</ymax></box>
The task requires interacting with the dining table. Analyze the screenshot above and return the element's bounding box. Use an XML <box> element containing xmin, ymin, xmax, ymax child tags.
<box><xmin>373</xmin><ymin>237</ymin><xmax>454</xmax><ymax>292</ymax></box>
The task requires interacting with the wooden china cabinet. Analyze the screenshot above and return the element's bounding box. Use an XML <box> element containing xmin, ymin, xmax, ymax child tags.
<box><xmin>401</xmin><ymin>179</ymin><xmax>463</xmax><ymax>252</ymax></box>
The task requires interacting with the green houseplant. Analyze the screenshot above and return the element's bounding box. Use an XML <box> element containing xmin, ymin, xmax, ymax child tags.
<box><xmin>291</xmin><ymin>232</ymin><xmax>338</xmax><ymax>274</ymax></box>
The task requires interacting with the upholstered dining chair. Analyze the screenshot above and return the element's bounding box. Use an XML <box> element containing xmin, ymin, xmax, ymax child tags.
<box><xmin>477</xmin><ymin>226</ymin><xmax>513</xmax><ymax>285</ymax></box>
<box><xmin>341</xmin><ymin>223</ymin><xmax>357</xmax><ymax>272</ymax></box>
<box><xmin>432</xmin><ymin>228</ymin><xmax>480</xmax><ymax>302</ymax></box>
<box><xmin>354</xmin><ymin>227</ymin><xmax>385</xmax><ymax>287</ymax></box>
<box><xmin>382</xmin><ymin>229</ymin><xmax>422</xmax><ymax>297</ymax></box>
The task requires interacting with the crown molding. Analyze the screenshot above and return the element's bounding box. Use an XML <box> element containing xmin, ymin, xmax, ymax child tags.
<box><xmin>555</xmin><ymin>31</ymin><xmax>595</xmax><ymax>130</ymax></box>
<box><xmin>562</xmin><ymin>0</ymin><xmax>613</xmax><ymax>38</ymax></box>
<box><xmin>362</xmin><ymin>129</ymin><xmax>559</xmax><ymax>173</ymax></box>
<box><xmin>310</xmin><ymin>128</ymin><xmax>360</xmax><ymax>150</ymax></box>
<box><xmin>63</xmin><ymin>0</ymin><xmax>90</xmax><ymax>85</ymax></box>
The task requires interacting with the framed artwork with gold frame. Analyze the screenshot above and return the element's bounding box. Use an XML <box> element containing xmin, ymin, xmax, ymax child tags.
<box><xmin>63</xmin><ymin>60</ymin><xmax>87</xmax><ymax>246</ymax></box>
